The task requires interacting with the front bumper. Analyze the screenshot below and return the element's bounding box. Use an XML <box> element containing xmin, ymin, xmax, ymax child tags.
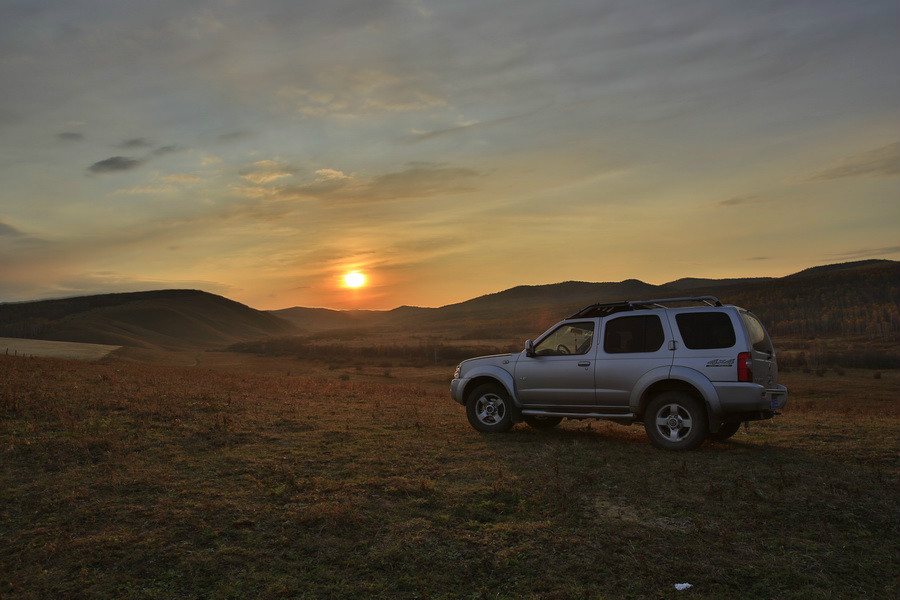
<box><xmin>450</xmin><ymin>378</ymin><xmax>468</xmax><ymax>405</ymax></box>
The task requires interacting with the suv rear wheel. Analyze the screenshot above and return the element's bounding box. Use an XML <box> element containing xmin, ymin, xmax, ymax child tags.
<box><xmin>466</xmin><ymin>383</ymin><xmax>514</xmax><ymax>433</ymax></box>
<box><xmin>644</xmin><ymin>392</ymin><xmax>708</xmax><ymax>451</ymax></box>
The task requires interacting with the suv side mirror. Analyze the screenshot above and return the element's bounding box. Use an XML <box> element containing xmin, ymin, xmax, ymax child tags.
<box><xmin>524</xmin><ymin>340</ymin><xmax>535</xmax><ymax>357</ymax></box>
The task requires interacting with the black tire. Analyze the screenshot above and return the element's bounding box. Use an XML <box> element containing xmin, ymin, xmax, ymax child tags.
<box><xmin>643</xmin><ymin>391</ymin><xmax>708</xmax><ymax>451</ymax></box>
<box><xmin>523</xmin><ymin>415</ymin><xmax>563</xmax><ymax>430</ymax></box>
<box><xmin>466</xmin><ymin>384</ymin><xmax>514</xmax><ymax>433</ymax></box>
<box><xmin>708</xmin><ymin>421</ymin><xmax>741</xmax><ymax>441</ymax></box>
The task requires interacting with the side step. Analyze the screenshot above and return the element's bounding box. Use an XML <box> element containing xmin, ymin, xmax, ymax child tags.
<box><xmin>521</xmin><ymin>409</ymin><xmax>636</xmax><ymax>420</ymax></box>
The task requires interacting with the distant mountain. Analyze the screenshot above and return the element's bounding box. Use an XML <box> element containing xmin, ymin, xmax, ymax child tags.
<box><xmin>0</xmin><ymin>289</ymin><xmax>294</xmax><ymax>349</ymax></box>
<box><xmin>660</xmin><ymin>276</ymin><xmax>773</xmax><ymax>291</ymax></box>
<box><xmin>784</xmin><ymin>259</ymin><xmax>894</xmax><ymax>279</ymax></box>
<box><xmin>273</xmin><ymin>259</ymin><xmax>900</xmax><ymax>341</ymax></box>
<box><xmin>2</xmin><ymin>260</ymin><xmax>897</xmax><ymax>350</ymax></box>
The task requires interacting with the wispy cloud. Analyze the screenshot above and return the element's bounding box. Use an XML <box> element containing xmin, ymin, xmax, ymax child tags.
<box><xmin>402</xmin><ymin>109</ymin><xmax>545</xmax><ymax>144</ymax></box>
<box><xmin>116</xmin><ymin>138</ymin><xmax>153</xmax><ymax>149</ymax></box>
<box><xmin>86</xmin><ymin>143</ymin><xmax>184</xmax><ymax>174</ymax></box>
<box><xmin>0</xmin><ymin>220</ymin><xmax>24</xmax><ymax>236</ymax></box>
<box><xmin>828</xmin><ymin>246</ymin><xmax>900</xmax><ymax>260</ymax></box>
<box><xmin>151</xmin><ymin>144</ymin><xmax>185</xmax><ymax>156</ymax></box>
<box><xmin>217</xmin><ymin>131</ymin><xmax>252</xmax><ymax>143</ymax></box>
<box><xmin>807</xmin><ymin>143</ymin><xmax>900</xmax><ymax>181</ymax></box>
<box><xmin>272</xmin><ymin>162</ymin><xmax>482</xmax><ymax>203</ymax></box>
<box><xmin>56</xmin><ymin>132</ymin><xmax>84</xmax><ymax>142</ymax></box>
<box><xmin>240</xmin><ymin>160</ymin><xmax>297</xmax><ymax>184</ymax></box>
<box><xmin>45</xmin><ymin>272</ymin><xmax>232</xmax><ymax>299</ymax></box>
<box><xmin>280</xmin><ymin>68</ymin><xmax>445</xmax><ymax>119</ymax></box>
<box><xmin>162</xmin><ymin>173</ymin><xmax>203</xmax><ymax>183</ymax></box>
<box><xmin>718</xmin><ymin>195</ymin><xmax>761</xmax><ymax>207</ymax></box>
<box><xmin>87</xmin><ymin>156</ymin><xmax>145</xmax><ymax>174</ymax></box>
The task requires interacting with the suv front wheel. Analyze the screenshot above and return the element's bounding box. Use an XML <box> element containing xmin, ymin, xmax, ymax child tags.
<box><xmin>644</xmin><ymin>392</ymin><xmax>708</xmax><ymax>451</ymax></box>
<box><xmin>466</xmin><ymin>383</ymin><xmax>514</xmax><ymax>433</ymax></box>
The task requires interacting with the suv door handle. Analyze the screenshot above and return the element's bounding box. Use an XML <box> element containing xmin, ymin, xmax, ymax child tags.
<box><xmin>577</xmin><ymin>361</ymin><xmax>591</xmax><ymax>367</ymax></box>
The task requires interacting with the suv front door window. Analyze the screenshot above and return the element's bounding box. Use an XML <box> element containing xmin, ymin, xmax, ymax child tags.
<box><xmin>516</xmin><ymin>321</ymin><xmax>597</xmax><ymax>406</ymax></box>
<box><xmin>533</xmin><ymin>323</ymin><xmax>594</xmax><ymax>356</ymax></box>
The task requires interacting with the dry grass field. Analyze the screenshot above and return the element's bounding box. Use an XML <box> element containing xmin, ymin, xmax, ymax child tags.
<box><xmin>0</xmin><ymin>338</ymin><xmax>121</xmax><ymax>361</ymax></box>
<box><xmin>1</xmin><ymin>354</ymin><xmax>897</xmax><ymax>599</ymax></box>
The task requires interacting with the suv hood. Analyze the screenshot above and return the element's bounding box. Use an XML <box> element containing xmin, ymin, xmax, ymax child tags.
<box><xmin>459</xmin><ymin>352</ymin><xmax>518</xmax><ymax>373</ymax></box>
<box><xmin>462</xmin><ymin>352</ymin><xmax>516</xmax><ymax>366</ymax></box>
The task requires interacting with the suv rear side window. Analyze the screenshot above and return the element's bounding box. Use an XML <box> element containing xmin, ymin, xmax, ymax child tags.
<box><xmin>675</xmin><ymin>312</ymin><xmax>736</xmax><ymax>349</ymax></box>
<box><xmin>603</xmin><ymin>315</ymin><xmax>664</xmax><ymax>354</ymax></box>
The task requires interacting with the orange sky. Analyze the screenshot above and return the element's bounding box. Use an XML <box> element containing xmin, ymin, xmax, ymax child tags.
<box><xmin>1</xmin><ymin>1</ymin><xmax>898</xmax><ymax>310</ymax></box>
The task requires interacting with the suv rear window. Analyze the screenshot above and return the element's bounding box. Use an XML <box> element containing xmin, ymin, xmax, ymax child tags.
<box><xmin>603</xmin><ymin>315</ymin><xmax>664</xmax><ymax>354</ymax></box>
<box><xmin>675</xmin><ymin>312</ymin><xmax>736</xmax><ymax>349</ymax></box>
<box><xmin>739</xmin><ymin>311</ymin><xmax>774</xmax><ymax>354</ymax></box>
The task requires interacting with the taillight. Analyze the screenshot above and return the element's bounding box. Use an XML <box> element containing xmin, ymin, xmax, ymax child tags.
<box><xmin>737</xmin><ymin>352</ymin><xmax>753</xmax><ymax>382</ymax></box>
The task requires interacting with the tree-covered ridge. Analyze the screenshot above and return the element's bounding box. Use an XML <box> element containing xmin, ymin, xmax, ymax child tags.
<box><xmin>717</xmin><ymin>261</ymin><xmax>899</xmax><ymax>340</ymax></box>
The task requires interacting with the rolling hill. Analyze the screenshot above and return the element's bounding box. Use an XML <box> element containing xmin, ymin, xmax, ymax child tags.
<box><xmin>0</xmin><ymin>289</ymin><xmax>295</xmax><ymax>349</ymax></box>
<box><xmin>2</xmin><ymin>260</ymin><xmax>897</xmax><ymax>352</ymax></box>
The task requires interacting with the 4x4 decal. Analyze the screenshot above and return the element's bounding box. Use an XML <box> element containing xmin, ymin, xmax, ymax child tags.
<box><xmin>705</xmin><ymin>358</ymin><xmax>735</xmax><ymax>368</ymax></box>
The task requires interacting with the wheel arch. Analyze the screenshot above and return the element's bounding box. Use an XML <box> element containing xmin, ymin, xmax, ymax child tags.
<box><xmin>460</xmin><ymin>367</ymin><xmax>522</xmax><ymax>421</ymax></box>
<box><xmin>634</xmin><ymin>366</ymin><xmax>722</xmax><ymax>430</ymax></box>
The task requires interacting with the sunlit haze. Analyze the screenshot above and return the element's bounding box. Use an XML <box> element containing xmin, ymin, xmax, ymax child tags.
<box><xmin>343</xmin><ymin>271</ymin><xmax>367</xmax><ymax>289</ymax></box>
<box><xmin>1</xmin><ymin>1</ymin><xmax>897</xmax><ymax>310</ymax></box>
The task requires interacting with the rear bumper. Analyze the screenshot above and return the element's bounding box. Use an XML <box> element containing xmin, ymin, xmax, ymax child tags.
<box><xmin>766</xmin><ymin>384</ymin><xmax>788</xmax><ymax>410</ymax></box>
<box><xmin>714</xmin><ymin>382</ymin><xmax>788</xmax><ymax>414</ymax></box>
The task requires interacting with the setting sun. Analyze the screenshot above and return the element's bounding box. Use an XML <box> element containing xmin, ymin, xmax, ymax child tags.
<box><xmin>343</xmin><ymin>271</ymin><xmax>367</xmax><ymax>288</ymax></box>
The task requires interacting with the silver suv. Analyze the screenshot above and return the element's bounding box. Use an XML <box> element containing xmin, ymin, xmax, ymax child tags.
<box><xmin>450</xmin><ymin>297</ymin><xmax>788</xmax><ymax>451</ymax></box>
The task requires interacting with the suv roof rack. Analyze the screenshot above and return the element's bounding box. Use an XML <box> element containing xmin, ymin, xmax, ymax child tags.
<box><xmin>568</xmin><ymin>296</ymin><xmax>722</xmax><ymax>319</ymax></box>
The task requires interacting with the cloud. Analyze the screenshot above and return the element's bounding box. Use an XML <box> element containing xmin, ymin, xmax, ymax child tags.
<box><xmin>807</xmin><ymin>143</ymin><xmax>900</xmax><ymax>181</ymax></box>
<box><xmin>117</xmin><ymin>138</ymin><xmax>153</xmax><ymax>149</ymax></box>
<box><xmin>87</xmin><ymin>156</ymin><xmax>144</xmax><ymax>174</ymax></box>
<box><xmin>280</xmin><ymin>68</ymin><xmax>445</xmax><ymax>119</ymax></box>
<box><xmin>718</xmin><ymin>195</ymin><xmax>760</xmax><ymax>207</ymax></box>
<box><xmin>162</xmin><ymin>173</ymin><xmax>203</xmax><ymax>183</ymax></box>
<box><xmin>151</xmin><ymin>144</ymin><xmax>185</xmax><ymax>156</ymax></box>
<box><xmin>0</xmin><ymin>221</ymin><xmax>24</xmax><ymax>236</ymax></box>
<box><xmin>113</xmin><ymin>185</ymin><xmax>176</xmax><ymax>196</ymax></box>
<box><xmin>828</xmin><ymin>246</ymin><xmax>900</xmax><ymax>260</ymax></box>
<box><xmin>86</xmin><ymin>143</ymin><xmax>182</xmax><ymax>174</ymax></box>
<box><xmin>217</xmin><ymin>131</ymin><xmax>252</xmax><ymax>143</ymax></box>
<box><xmin>240</xmin><ymin>159</ymin><xmax>297</xmax><ymax>184</ymax></box>
<box><xmin>56</xmin><ymin>132</ymin><xmax>84</xmax><ymax>142</ymax></box>
<box><xmin>23</xmin><ymin>272</ymin><xmax>234</xmax><ymax>301</ymax></box>
<box><xmin>402</xmin><ymin>109</ymin><xmax>545</xmax><ymax>144</ymax></box>
<box><xmin>273</xmin><ymin>162</ymin><xmax>482</xmax><ymax>203</ymax></box>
